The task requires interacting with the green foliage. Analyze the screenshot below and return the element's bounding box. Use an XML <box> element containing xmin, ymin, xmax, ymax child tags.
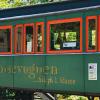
<box><xmin>28</xmin><ymin>0</ymin><xmax>48</xmax><ymax>5</ymax></box>
<box><xmin>1</xmin><ymin>89</ymin><xmax>15</xmax><ymax>99</ymax></box>
<box><xmin>0</xmin><ymin>0</ymin><xmax>9</xmax><ymax>8</ymax></box>
<box><xmin>56</xmin><ymin>94</ymin><xmax>89</xmax><ymax>100</ymax></box>
<box><xmin>10</xmin><ymin>0</ymin><xmax>26</xmax><ymax>7</ymax></box>
<box><xmin>0</xmin><ymin>0</ymin><xmax>60</xmax><ymax>8</ymax></box>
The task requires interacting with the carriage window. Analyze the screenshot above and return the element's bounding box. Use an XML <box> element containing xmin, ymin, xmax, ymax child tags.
<box><xmin>47</xmin><ymin>18</ymin><xmax>82</xmax><ymax>53</ymax></box>
<box><xmin>24</xmin><ymin>24</ymin><xmax>34</xmax><ymax>53</ymax></box>
<box><xmin>15</xmin><ymin>25</ymin><xmax>23</xmax><ymax>54</ymax></box>
<box><xmin>86</xmin><ymin>16</ymin><xmax>97</xmax><ymax>52</ymax></box>
<box><xmin>36</xmin><ymin>22</ymin><xmax>44</xmax><ymax>53</ymax></box>
<box><xmin>0</xmin><ymin>26</ymin><xmax>12</xmax><ymax>54</ymax></box>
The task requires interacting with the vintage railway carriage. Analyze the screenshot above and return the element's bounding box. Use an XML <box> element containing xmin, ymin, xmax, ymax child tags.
<box><xmin>0</xmin><ymin>0</ymin><xmax>100</xmax><ymax>96</ymax></box>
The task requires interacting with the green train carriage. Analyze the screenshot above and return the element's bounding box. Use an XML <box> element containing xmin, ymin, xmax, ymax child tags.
<box><xmin>0</xmin><ymin>0</ymin><xmax>100</xmax><ymax>96</ymax></box>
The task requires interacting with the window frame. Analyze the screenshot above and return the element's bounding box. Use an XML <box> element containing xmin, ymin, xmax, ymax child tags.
<box><xmin>24</xmin><ymin>23</ymin><xmax>34</xmax><ymax>54</ymax></box>
<box><xmin>0</xmin><ymin>25</ymin><xmax>12</xmax><ymax>54</ymax></box>
<box><xmin>15</xmin><ymin>24</ymin><xmax>23</xmax><ymax>54</ymax></box>
<box><xmin>47</xmin><ymin>17</ymin><xmax>82</xmax><ymax>54</ymax></box>
<box><xmin>86</xmin><ymin>16</ymin><xmax>97</xmax><ymax>52</ymax></box>
<box><xmin>35</xmin><ymin>22</ymin><xmax>44</xmax><ymax>54</ymax></box>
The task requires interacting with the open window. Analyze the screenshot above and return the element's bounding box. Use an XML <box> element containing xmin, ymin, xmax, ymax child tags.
<box><xmin>86</xmin><ymin>16</ymin><xmax>97</xmax><ymax>52</ymax></box>
<box><xmin>47</xmin><ymin>18</ymin><xmax>82</xmax><ymax>53</ymax></box>
<box><xmin>15</xmin><ymin>25</ymin><xmax>23</xmax><ymax>54</ymax></box>
<box><xmin>24</xmin><ymin>24</ymin><xmax>34</xmax><ymax>53</ymax></box>
<box><xmin>36</xmin><ymin>22</ymin><xmax>44</xmax><ymax>53</ymax></box>
<box><xmin>0</xmin><ymin>26</ymin><xmax>12</xmax><ymax>54</ymax></box>
<box><xmin>98</xmin><ymin>16</ymin><xmax>100</xmax><ymax>52</ymax></box>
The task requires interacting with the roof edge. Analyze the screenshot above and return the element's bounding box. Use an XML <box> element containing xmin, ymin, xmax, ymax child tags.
<box><xmin>0</xmin><ymin>5</ymin><xmax>100</xmax><ymax>21</ymax></box>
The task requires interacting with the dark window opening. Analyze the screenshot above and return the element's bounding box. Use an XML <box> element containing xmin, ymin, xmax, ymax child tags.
<box><xmin>15</xmin><ymin>26</ymin><xmax>22</xmax><ymax>53</ymax></box>
<box><xmin>88</xmin><ymin>19</ymin><xmax>96</xmax><ymax>50</ymax></box>
<box><xmin>50</xmin><ymin>22</ymin><xmax>80</xmax><ymax>50</ymax></box>
<box><xmin>25</xmin><ymin>26</ymin><xmax>33</xmax><ymax>52</ymax></box>
<box><xmin>37</xmin><ymin>25</ymin><xmax>43</xmax><ymax>52</ymax></box>
<box><xmin>0</xmin><ymin>37</ymin><xmax>4</xmax><ymax>43</ymax></box>
<box><xmin>0</xmin><ymin>29</ymin><xmax>11</xmax><ymax>52</ymax></box>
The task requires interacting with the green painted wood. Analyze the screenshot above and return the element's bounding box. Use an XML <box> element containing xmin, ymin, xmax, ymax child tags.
<box><xmin>0</xmin><ymin>56</ymin><xmax>13</xmax><ymax>88</ymax></box>
<box><xmin>84</xmin><ymin>54</ymin><xmax>100</xmax><ymax>93</ymax></box>
<box><xmin>45</xmin><ymin>54</ymin><xmax>84</xmax><ymax>92</ymax></box>
<box><xmin>0</xmin><ymin>54</ymin><xmax>100</xmax><ymax>93</ymax></box>
<box><xmin>13</xmin><ymin>55</ymin><xmax>45</xmax><ymax>89</ymax></box>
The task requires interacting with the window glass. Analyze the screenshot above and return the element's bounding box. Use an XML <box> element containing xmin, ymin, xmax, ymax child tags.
<box><xmin>36</xmin><ymin>24</ymin><xmax>43</xmax><ymax>52</ymax></box>
<box><xmin>50</xmin><ymin>21</ymin><xmax>80</xmax><ymax>50</ymax></box>
<box><xmin>0</xmin><ymin>29</ymin><xmax>11</xmax><ymax>52</ymax></box>
<box><xmin>25</xmin><ymin>26</ymin><xmax>33</xmax><ymax>52</ymax></box>
<box><xmin>88</xmin><ymin>19</ymin><xmax>96</xmax><ymax>50</ymax></box>
<box><xmin>15</xmin><ymin>26</ymin><xmax>23</xmax><ymax>53</ymax></box>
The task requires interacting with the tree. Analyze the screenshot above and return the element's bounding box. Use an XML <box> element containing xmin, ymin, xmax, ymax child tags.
<box><xmin>0</xmin><ymin>0</ymin><xmax>62</xmax><ymax>8</ymax></box>
<box><xmin>9</xmin><ymin>0</ymin><xmax>26</xmax><ymax>8</ymax></box>
<box><xmin>0</xmin><ymin>0</ymin><xmax>9</xmax><ymax>8</ymax></box>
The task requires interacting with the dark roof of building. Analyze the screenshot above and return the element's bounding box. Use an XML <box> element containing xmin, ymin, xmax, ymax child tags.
<box><xmin>0</xmin><ymin>0</ymin><xmax>100</xmax><ymax>19</ymax></box>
